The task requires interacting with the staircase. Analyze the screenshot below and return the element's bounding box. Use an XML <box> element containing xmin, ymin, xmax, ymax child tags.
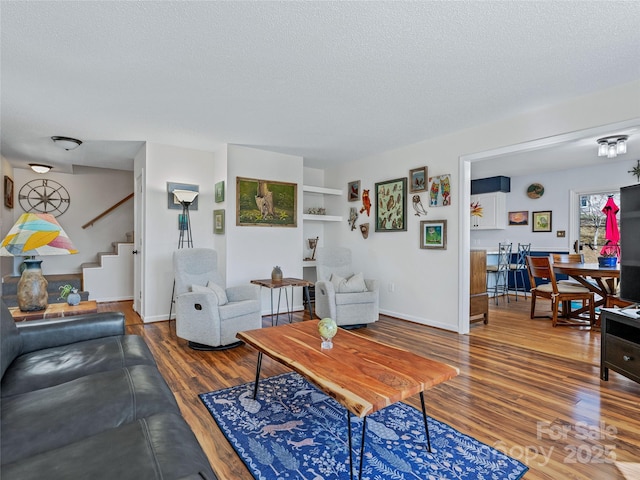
<box><xmin>81</xmin><ymin>240</ymin><xmax>134</xmax><ymax>302</ymax></box>
<box><xmin>2</xmin><ymin>273</ymin><xmax>89</xmax><ymax>308</ymax></box>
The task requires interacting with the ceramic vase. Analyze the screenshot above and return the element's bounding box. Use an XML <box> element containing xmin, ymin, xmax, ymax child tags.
<box><xmin>67</xmin><ymin>289</ymin><xmax>81</xmax><ymax>306</ymax></box>
<box><xmin>271</xmin><ymin>266</ymin><xmax>283</xmax><ymax>281</ymax></box>
<box><xmin>17</xmin><ymin>259</ymin><xmax>48</xmax><ymax>312</ymax></box>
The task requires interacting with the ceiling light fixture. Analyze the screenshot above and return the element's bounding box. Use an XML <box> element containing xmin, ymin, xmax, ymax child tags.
<box><xmin>29</xmin><ymin>164</ymin><xmax>53</xmax><ymax>174</ymax></box>
<box><xmin>597</xmin><ymin>135</ymin><xmax>628</xmax><ymax>159</ymax></box>
<box><xmin>51</xmin><ymin>136</ymin><xmax>82</xmax><ymax>150</ymax></box>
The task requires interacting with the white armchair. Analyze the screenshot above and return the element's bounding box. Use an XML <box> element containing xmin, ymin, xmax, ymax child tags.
<box><xmin>314</xmin><ymin>247</ymin><xmax>379</xmax><ymax>328</ymax></box>
<box><xmin>173</xmin><ymin>248</ymin><xmax>261</xmax><ymax>350</ymax></box>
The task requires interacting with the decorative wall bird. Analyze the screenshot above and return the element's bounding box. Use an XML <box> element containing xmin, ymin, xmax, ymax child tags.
<box><xmin>359</xmin><ymin>189</ymin><xmax>371</xmax><ymax>216</ymax></box>
<box><xmin>412</xmin><ymin>195</ymin><xmax>428</xmax><ymax>216</ymax></box>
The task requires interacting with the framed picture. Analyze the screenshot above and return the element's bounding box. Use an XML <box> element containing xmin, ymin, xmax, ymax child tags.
<box><xmin>167</xmin><ymin>182</ymin><xmax>199</xmax><ymax>210</ymax></box>
<box><xmin>427</xmin><ymin>174</ymin><xmax>452</xmax><ymax>207</ymax></box>
<box><xmin>236</xmin><ymin>177</ymin><xmax>297</xmax><ymax>227</ymax></box>
<box><xmin>348</xmin><ymin>180</ymin><xmax>360</xmax><ymax>202</ymax></box>
<box><xmin>4</xmin><ymin>176</ymin><xmax>14</xmax><ymax>209</ymax></box>
<box><xmin>375</xmin><ymin>177</ymin><xmax>407</xmax><ymax>232</ymax></box>
<box><xmin>178</xmin><ymin>214</ymin><xmax>188</xmax><ymax>230</ymax></box>
<box><xmin>215</xmin><ymin>181</ymin><xmax>225</xmax><ymax>203</ymax></box>
<box><xmin>409</xmin><ymin>167</ymin><xmax>427</xmax><ymax>193</ymax></box>
<box><xmin>420</xmin><ymin>220</ymin><xmax>447</xmax><ymax>249</ymax></box>
<box><xmin>213</xmin><ymin>209</ymin><xmax>225</xmax><ymax>234</ymax></box>
<box><xmin>532</xmin><ymin>210</ymin><xmax>552</xmax><ymax>232</ymax></box>
<box><xmin>508</xmin><ymin>210</ymin><xmax>529</xmax><ymax>226</ymax></box>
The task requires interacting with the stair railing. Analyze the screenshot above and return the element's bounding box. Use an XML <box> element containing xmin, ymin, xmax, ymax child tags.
<box><xmin>82</xmin><ymin>193</ymin><xmax>134</xmax><ymax>229</ymax></box>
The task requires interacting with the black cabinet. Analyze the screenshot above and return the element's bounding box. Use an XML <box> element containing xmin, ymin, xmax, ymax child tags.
<box><xmin>601</xmin><ymin>309</ymin><xmax>640</xmax><ymax>384</ymax></box>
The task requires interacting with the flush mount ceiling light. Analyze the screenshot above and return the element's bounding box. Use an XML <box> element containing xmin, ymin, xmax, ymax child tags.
<box><xmin>597</xmin><ymin>135</ymin><xmax>628</xmax><ymax>159</ymax></box>
<box><xmin>29</xmin><ymin>164</ymin><xmax>53</xmax><ymax>174</ymax></box>
<box><xmin>51</xmin><ymin>136</ymin><xmax>82</xmax><ymax>151</ymax></box>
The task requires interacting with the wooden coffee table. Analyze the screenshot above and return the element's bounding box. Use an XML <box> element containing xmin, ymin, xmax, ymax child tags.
<box><xmin>9</xmin><ymin>301</ymin><xmax>98</xmax><ymax>322</ymax></box>
<box><xmin>237</xmin><ymin>320</ymin><xmax>459</xmax><ymax>479</ymax></box>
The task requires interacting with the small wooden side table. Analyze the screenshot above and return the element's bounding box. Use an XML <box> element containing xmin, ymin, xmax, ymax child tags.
<box><xmin>250</xmin><ymin>278</ymin><xmax>314</xmax><ymax>325</ymax></box>
<box><xmin>9</xmin><ymin>301</ymin><xmax>99</xmax><ymax>322</ymax></box>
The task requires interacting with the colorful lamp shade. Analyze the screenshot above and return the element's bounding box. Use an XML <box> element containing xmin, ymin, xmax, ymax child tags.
<box><xmin>0</xmin><ymin>213</ymin><xmax>78</xmax><ymax>256</ymax></box>
<box><xmin>1</xmin><ymin>213</ymin><xmax>77</xmax><ymax>312</ymax></box>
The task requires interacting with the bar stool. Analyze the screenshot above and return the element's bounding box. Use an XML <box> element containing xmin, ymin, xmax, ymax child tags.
<box><xmin>487</xmin><ymin>243</ymin><xmax>512</xmax><ymax>305</ymax></box>
<box><xmin>509</xmin><ymin>243</ymin><xmax>531</xmax><ymax>301</ymax></box>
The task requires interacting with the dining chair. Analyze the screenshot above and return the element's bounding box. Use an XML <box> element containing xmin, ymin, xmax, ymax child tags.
<box><xmin>526</xmin><ymin>255</ymin><xmax>595</xmax><ymax>327</ymax></box>
<box><xmin>509</xmin><ymin>243</ymin><xmax>531</xmax><ymax>301</ymax></box>
<box><xmin>549</xmin><ymin>253</ymin><xmax>585</xmax><ymax>287</ymax></box>
<box><xmin>486</xmin><ymin>243</ymin><xmax>512</xmax><ymax>305</ymax></box>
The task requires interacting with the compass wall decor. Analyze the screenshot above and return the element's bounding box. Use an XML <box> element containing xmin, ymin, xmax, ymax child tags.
<box><xmin>18</xmin><ymin>179</ymin><xmax>71</xmax><ymax>217</ymax></box>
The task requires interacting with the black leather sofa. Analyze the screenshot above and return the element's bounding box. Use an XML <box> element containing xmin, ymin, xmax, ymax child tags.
<box><xmin>0</xmin><ymin>301</ymin><xmax>216</xmax><ymax>480</ymax></box>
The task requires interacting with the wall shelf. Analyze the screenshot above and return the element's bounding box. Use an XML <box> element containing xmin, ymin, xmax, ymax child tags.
<box><xmin>303</xmin><ymin>214</ymin><xmax>343</xmax><ymax>222</ymax></box>
<box><xmin>303</xmin><ymin>185</ymin><xmax>342</xmax><ymax>196</ymax></box>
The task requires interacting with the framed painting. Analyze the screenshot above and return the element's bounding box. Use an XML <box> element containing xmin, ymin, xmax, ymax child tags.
<box><xmin>178</xmin><ymin>214</ymin><xmax>188</xmax><ymax>231</ymax></box>
<box><xmin>348</xmin><ymin>180</ymin><xmax>360</xmax><ymax>202</ymax></box>
<box><xmin>236</xmin><ymin>177</ymin><xmax>297</xmax><ymax>227</ymax></box>
<box><xmin>213</xmin><ymin>209</ymin><xmax>225</xmax><ymax>234</ymax></box>
<box><xmin>508</xmin><ymin>210</ymin><xmax>528</xmax><ymax>226</ymax></box>
<box><xmin>215</xmin><ymin>181</ymin><xmax>225</xmax><ymax>203</ymax></box>
<box><xmin>167</xmin><ymin>182</ymin><xmax>199</xmax><ymax>210</ymax></box>
<box><xmin>409</xmin><ymin>167</ymin><xmax>427</xmax><ymax>193</ymax></box>
<box><xmin>375</xmin><ymin>177</ymin><xmax>407</xmax><ymax>232</ymax></box>
<box><xmin>532</xmin><ymin>210</ymin><xmax>552</xmax><ymax>232</ymax></box>
<box><xmin>4</xmin><ymin>176</ymin><xmax>14</xmax><ymax>209</ymax></box>
<box><xmin>420</xmin><ymin>220</ymin><xmax>447</xmax><ymax>249</ymax></box>
<box><xmin>427</xmin><ymin>174</ymin><xmax>452</xmax><ymax>207</ymax></box>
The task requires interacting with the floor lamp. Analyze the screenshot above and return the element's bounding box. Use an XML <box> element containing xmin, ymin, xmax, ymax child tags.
<box><xmin>0</xmin><ymin>213</ymin><xmax>78</xmax><ymax>311</ymax></box>
<box><xmin>169</xmin><ymin>189</ymin><xmax>199</xmax><ymax>320</ymax></box>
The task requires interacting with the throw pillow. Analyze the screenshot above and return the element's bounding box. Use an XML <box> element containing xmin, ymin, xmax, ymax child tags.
<box><xmin>330</xmin><ymin>273</ymin><xmax>367</xmax><ymax>293</ymax></box>
<box><xmin>206</xmin><ymin>281</ymin><xmax>229</xmax><ymax>306</ymax></box>
<box><xmin>340</xmin><ymin>272</ymin><xmax>367</xmax><ymax>293</ymax></box>
<box><xmin>330</xmin><ymin>273</ymin><xmax>346</xmax><ymax>292</ymax></box>
<box><xmin>190</xmin><ymin>283</ymin><xmax>229</xmax><ymax>305</ymax></box>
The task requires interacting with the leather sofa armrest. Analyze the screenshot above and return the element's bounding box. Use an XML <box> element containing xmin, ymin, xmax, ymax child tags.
<box><xmin>16</xmin><ymin>312</ymin><xmax>126</xmax><ymax>354</ymax></box>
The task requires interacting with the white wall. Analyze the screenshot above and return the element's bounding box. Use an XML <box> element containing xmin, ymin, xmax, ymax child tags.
<box><xmin>139</xmin><ymin>143</ymin><xmax>216</xmax><ymax>322</ymax></box>
<box><xmin>226</xmin><ymin>145</ymin><xmax>304</xmax><ymax>315</ymax></box>
<box><xmin>1</xmin><ymin>156</ymin><xmax>15</xmax><ymax>277</ymax></box>
<box><xmin>470</xmin><ymin>162</ymin><xmax>635</xmax><ymax>251</ymax></box>
<box><xmin>325</xmin><ymin>80</ymin><xmax>640</xmax><ymax>333</ymax></box>
<box><xmin>7</xmin><ymin>166</ymin><xmax>133</xmax><ymax>276</ymax></box>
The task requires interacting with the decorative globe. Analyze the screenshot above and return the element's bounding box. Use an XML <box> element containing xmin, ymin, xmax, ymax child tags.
<box><xmin>318</xmin><ymin>318</ymin><xmax>338</xmax><ymax>349</ymax></box>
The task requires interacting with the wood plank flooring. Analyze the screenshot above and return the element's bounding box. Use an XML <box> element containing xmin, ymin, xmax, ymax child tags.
<box><xmin>98</xmin><ymin>297</ymin><xmax>640</xmax><ymax>480</ymax></box>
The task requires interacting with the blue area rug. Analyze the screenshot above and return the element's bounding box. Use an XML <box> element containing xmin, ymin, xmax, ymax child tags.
<box><xmin>200</xmin><ymin>372</ymin><xmax>528</xmax><ymax>479</ymax></box>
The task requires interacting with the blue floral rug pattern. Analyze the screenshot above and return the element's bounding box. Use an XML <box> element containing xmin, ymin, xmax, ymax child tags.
<box><xmin>200</xmin><ymin>372</ymin><xmax>527</xmax><ymax>479</ymax></box>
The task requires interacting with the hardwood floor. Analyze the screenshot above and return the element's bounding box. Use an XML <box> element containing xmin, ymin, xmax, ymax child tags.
<box><xmin>99</xmin><ymin>298</ymin><xmax>640</xmax><ymax>479</ymax></box>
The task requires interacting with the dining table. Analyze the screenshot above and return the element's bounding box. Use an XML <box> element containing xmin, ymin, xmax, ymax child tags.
<box><xmin>552</xmin><ymin>262</ymin><xmax>620</xmax><ymax>323</ymax></box>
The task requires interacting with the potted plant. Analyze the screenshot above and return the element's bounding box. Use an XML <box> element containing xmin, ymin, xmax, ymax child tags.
<box><xmin>598</xmin><ymin>244</ymin><xmax>619</xmax><ymax>268</ymax></box>
<box><xmin>58</xmin><ymin>284</ymin><xmax>81</xmax><ymax>306</ymax></box>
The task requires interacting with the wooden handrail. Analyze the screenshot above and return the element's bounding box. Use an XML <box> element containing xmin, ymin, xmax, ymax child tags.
<box><xmin>82</xmin><ymin>193</ymin><xmax>134</xmax><ymax>229</ymax></box>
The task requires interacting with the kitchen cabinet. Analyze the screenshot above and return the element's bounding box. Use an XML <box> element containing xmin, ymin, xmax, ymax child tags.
<box><xmin>470</xmin><ymin>192</ymin><xmax>506</xmax><ymax>230</ymax></box>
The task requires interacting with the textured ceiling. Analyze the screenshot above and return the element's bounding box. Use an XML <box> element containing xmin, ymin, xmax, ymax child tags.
<box><xmin>1</xmin><ymin>1</ymin><xmax>640</xmax><ymax>174</ymax></box>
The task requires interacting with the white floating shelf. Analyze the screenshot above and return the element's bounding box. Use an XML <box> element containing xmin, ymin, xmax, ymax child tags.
<box><xmin>303</xmin><ymin>214</ymin><xmax>343</xmax><ymax>222</ymax></box>
<box><xmin>303</xmin><ymin>185</ymin><xmax>342</xmax><ymax>196</ymax></box>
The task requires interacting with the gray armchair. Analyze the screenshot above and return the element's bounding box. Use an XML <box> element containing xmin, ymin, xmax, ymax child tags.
<box><xmin>173</xmin><ymin>248</ymin><xmax>261</xmax><ymax>350</ymax></box>
<box><xmin>314</xmin><ymin>247</ymin><xmax>379</xmax><ymax>328</ymax></box>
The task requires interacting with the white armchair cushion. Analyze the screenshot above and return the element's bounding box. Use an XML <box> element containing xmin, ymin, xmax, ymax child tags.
<box><xmin>330</xmin><ymin>272</ymin><xmax>367</xmax><ymax>293</ymax></box>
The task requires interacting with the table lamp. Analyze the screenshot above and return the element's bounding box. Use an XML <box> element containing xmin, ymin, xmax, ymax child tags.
<box><xmin>0</xmin><ymin>213</ymin><xmax>78</xmax><ymax>311</ymax></box>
